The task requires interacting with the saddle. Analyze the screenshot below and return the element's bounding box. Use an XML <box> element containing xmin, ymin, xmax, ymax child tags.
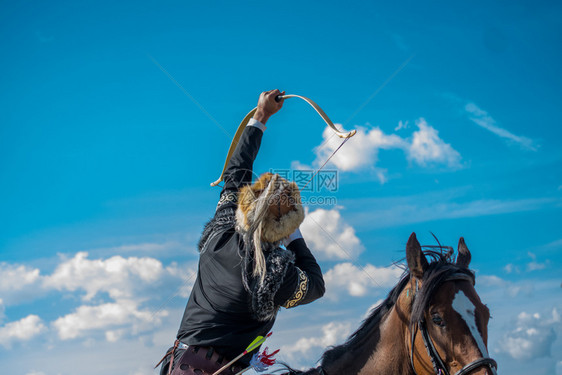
<box><xmin>157</xmin><ymin>343</ymin><xmax>244</xmax><ymax>375</ymax></box>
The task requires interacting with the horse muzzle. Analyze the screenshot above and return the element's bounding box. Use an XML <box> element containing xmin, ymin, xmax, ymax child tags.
<box><xmin>453</xmin><ymin>357</ymin><xmax>498</xmax><ymax>375</ymax></box>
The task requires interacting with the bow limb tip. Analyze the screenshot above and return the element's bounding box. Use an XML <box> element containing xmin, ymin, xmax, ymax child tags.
<box><xmin>335</xmin><ymin>128</ymin><xmax>357</xmax><ymax>139</ymax></box>
<box><xmin>210</xmin><ymin>178</ymin><xmax>222</xmax><ymax>187</ymax></box>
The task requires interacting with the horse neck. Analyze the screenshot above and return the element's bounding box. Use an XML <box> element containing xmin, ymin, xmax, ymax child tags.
<box><xmin>323</xmin><ymin>304</ymin><xmax>414</xmax><ymax>375</ymax></box>
<box><xmin>357</xmin><ymin>304</ymin><xmax>414</xmax><ymax>375</ymax></box>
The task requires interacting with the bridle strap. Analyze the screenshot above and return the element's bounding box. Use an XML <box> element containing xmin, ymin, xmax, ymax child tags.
<box><xmin>453</xmin><ymin>358</ymin><xmax>497</xmax><ymax>375</ymax></box>
<box><xmin>419</xmin><ymin>320</ymin><xmax>449</xmax><ymax>375</ymax></box>
<box><xmin>447</xmin><ymin>272</ymin><xmax>475</xmax><ymax>286</ymax></box>
<box><xmin>409</xmin><ymin>273</ymin><xmax>497</xmax><ymax>375</ymax></box>
<box><xmin>413</xmin><ymin>320</ymin><xmax>498</xmax><ymax>375</ymax></box>
<box><xmin>410</xmin><ymin>324</ymin><xmax>416</xmax><ymax>372</ymax></box>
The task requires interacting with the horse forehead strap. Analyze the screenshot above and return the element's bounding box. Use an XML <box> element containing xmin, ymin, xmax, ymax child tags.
<box><xmin>407</xmin><ymin>271</ymin><xmax>474</xmax><ymax>301</ymax></box>
<box><xmin>445</xmin><ymin>272</ymin><xmax>475</xmax><ymax>286</ymax></box>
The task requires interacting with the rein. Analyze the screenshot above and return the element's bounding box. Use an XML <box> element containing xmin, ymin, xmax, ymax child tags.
<box><xmin>409</xmin><ymin>273</ymin><xmax>498</xmax><ymax>375</ymax></box>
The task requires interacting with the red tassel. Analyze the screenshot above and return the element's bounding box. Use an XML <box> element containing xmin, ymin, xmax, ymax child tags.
<box><xmin>259</xmin><ymin>347</ymin><xmax>280</xmax><ymax>366</ymax></box>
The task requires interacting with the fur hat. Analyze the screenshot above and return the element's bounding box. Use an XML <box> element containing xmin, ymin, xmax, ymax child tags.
<box><xmin>236</xmin><ymin>173</ymin><xmax>304</xmax><ymax>243</ymax></box>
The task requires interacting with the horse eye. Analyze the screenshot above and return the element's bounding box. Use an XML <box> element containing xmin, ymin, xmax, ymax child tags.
<box><xmin>432</xmin><ymin>314</ymin><xmax>445</xmax><ymax>327</ymax></box>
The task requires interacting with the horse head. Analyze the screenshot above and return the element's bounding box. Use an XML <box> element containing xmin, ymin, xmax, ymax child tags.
<box><xmin>285</xmin><ymin>233</ymin><xmax>497</xmax><ymax>375</ymax></box>
<box><xmin>403</xmin><ymin>233</ymin><xmax>497</xmax><ymax>375</ymax></box>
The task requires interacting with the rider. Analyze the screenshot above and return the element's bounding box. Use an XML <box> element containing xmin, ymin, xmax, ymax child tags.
<box><xmin>157</xmin><ymin>89</ymin><xmax>326</xmax><ymax>375</ymax></box>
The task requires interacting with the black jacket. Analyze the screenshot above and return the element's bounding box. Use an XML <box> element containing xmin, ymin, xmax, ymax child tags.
<box><xmin>176</xmin><ymin>125</ymin><xmax>325</xmax><ymax>364</ymax></box>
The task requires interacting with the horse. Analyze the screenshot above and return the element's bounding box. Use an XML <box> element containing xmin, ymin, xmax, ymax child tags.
<box><xmin>283</xmin><ymin>232</ymin><xmax>498</xmax><ymax>375</ymax></box>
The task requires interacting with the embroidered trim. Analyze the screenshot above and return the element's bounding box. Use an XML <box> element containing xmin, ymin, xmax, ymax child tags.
<box><xmin>282</xmin><ymin>268</ymin><xmax>309</xmax><ymax>308</ymax></box>
<box><xmin>251</xmin><ymin>247</ymin><xmax>295</xmax><ymax>321</ymax></box>
<box><xmin>216</xmin><ymin>192</ymin><xmax>238</xmax><ymax>210</ymax></box>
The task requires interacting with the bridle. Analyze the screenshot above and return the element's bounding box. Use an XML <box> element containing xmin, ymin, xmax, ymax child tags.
<box><xmin>412</xmin><ymin>320</ymin><xmax>498</xmax><ymax>375</ymax></box>
<box><xmin>409</xmin><ymin>273</ymin><xmax>498</xmax><ymax>375</ymax></box>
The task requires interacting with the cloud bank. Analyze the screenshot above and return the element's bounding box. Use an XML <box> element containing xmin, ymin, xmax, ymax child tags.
<box><xmin>497</xmin><ymin>309</ymin><xmax>560</xmax><ymax>360</ymax></box>
<box><xmin>281</xmin><ymin>321</ymin><xmax>352</xmax><ymax>359</ymax></box>
<box><xmin>0</xmin><ymin>315</ymin><xmax>47</xmax><ymax>349</ymax></box>
<box><xmin>0</xmin><ymin>249</ymin><xmax>194</xmax><ymax>347</ymax></box>
<box><xmin>306</xmin><ymin>118</ymin><xmax>461</xmax><ymax>182</ymax></box>
<box><xmin>323</xmin><ymin>262</ymin><xmax>403</xmax><ymax>299</ymax></box>
<box><xmin>301</xmin><ymin>208</ymin><xmax>364</xmax><ymax>260</ymax></box>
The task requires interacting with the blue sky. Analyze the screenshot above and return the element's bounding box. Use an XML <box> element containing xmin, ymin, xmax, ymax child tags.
<box><xmin>1</xmin><ymin>1</ymin><xmax>561</xmax><ymax>374</ymax></box>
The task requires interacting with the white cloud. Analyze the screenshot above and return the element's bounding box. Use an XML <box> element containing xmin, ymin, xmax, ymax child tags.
<box><xmin>440</xmin><ymin>197</ymin><xmax>553</xmax><ymax>219</ymax></box>
<box><xmin>479</xmin><ymin>274</ymin><xmax>537</xmax><ymax>298</ymax></box>
<box><xmin>504</xmin><ymin>263</ymin><xmax>520</xmax><ymax>274</ymax></box>
<box><xmin>465</xmin><ymin>102</ymin><xmax>537</xmax><ymax>151</ymax></box>
<box><xmin>479</xmin><ymin>275</ymin><xmax>508</xmax><ymax>287</ymax></box>
<box><xmin>1</xmin><ymin>248</ymin><xmax>194</xmax><ymax>309</ymax></box>
<box><xmin>0</xmin><ymin>298</ymin><xmax>5</xmax><ymax>323</ymax></box>
<box><xmin>407</xmin><ymin>118</ymin><xmax>461</xmax><ymax>168</ymax></box>
<box><xmin>314</xmin><ymin>125</ymin><xmax>406</xmax><ymax>172</ymax></box>
<box><xmin>526</xmin><ymin>252</ymin><xmax>549</xmax><ymax>272</ymax></box>
<box><xmin>282</xmin><ymin>321</ymin><xmax>352</xmax><ymax>358</ymax></box>
<box><xmin>1</xmin><ymin>313</ymin><xmax>182</xmax><ymax>374</ymax></box>
<box><xmin>395</xmin><ymin>120</ymin><xmax>409</xmax><ymax>131</ymax></box>
<box><xmin>305</xmin><ymin>119</ymin><xmax>461</xmax><ymax>182</ymax></box>
<box><xmin>52</xmin><ymin>300</ymin><xmax>168</xmax><ymax>340</ymax></box>
<box><xmin>105</xmin><ymin>328</ymin><xmax>126</xmax><ymax>342</ymax></box>
<box><xmin>0</xmin><ymin>315</ymin><xmax>47</xmax><ymax>348</ymax></box>
<box><xmin>323</xmin><ymin>262</ymin><xmax>403</xmax><ymax>299</ymax></box>
<box><xmin>0</xmin><ymin>251</ymin><xmax>194</xmax><ymax>346</ymax></box>
<box><xmin>497</xmin><ymin>309</ymin><xmax>560</xmax><ymax>360</ymax></box>
<box><xmin>300</xmin><ymin>208</ymin><xmax>364</xmax><ymax>260</ymax></box>
<box><xmin>0</xmin><ymin>263</ymin><xmax>43</xmax><ymax>305</ymax></box>
<box><xmin>43</xmin><ymin>252</ymin><xmax>182</xmax><ymax>302</ymax></box>
<box><xmin>527</xmin><ymin>261</ymin><xmax>548</xmax><ymax>271</ymax></box>
<box><xmin>41</xmin><ymin>252</ymin><xmax>193</xmax><ymax>341</ymax></box>
<box><xmin>291</xmin><ymin>160</ymin><xmax>313</xmax><ymax>171</ymax></box>
<box><xmin>544</xmin><ymin>239</ymin><xmax>562</xmax><ymax>249</ymax></box>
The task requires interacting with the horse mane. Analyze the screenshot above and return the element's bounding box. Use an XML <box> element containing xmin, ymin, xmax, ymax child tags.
<box><xmin>320</xmin><ymin>248</ymin><xmax>474</xmax><ymax>370</ymax></box>
<box><xmin>319</xmin><ymin>271</ymin><xmax>410</xmax><ymax>368</ymax></box>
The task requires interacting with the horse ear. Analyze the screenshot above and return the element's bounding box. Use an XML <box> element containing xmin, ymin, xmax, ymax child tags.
<box><xmin>456</xmin><ymin>237</ymin><xmax>472</xmax><ymax>268</ymax></box>
<box><xmin>406</xmin><ymin>232</ymin><xmax>428</xmax><ymax>279</ymax></box>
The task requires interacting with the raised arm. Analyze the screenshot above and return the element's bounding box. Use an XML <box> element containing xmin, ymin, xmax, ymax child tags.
<box><xmin>220</xmin><ymin>90</ymin><xmax>285</xmax><ymax>201</ymax></box>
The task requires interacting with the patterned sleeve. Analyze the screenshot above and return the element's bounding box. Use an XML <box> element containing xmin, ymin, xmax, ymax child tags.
<box><xmin>282</xmin><ymin>267</ymin><xmax>309</xmax><ymax>309</ymax></box>
<box><xmin>216</xmin><ymin>191</ymin><xmax>238</xmax><ymax>212</ymax></box>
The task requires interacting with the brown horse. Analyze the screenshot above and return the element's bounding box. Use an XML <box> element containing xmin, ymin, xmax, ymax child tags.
<box><xmin>283</xmin><ymin>233</ymin><xmax>497</xmax><ymax>375</ymax></box>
